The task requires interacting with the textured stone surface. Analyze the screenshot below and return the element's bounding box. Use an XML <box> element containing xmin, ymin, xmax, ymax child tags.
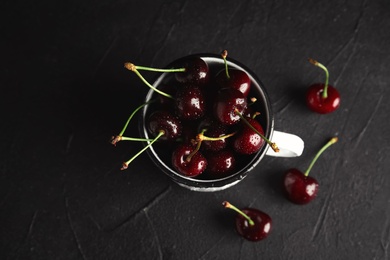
<box><xmin>1</xmin><ymin>0</ymin><xmax>390</xmax><ymax>259</ymax></box>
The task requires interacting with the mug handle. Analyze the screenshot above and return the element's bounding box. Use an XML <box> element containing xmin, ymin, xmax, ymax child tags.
<box><xmin>265</xmin><ymin>130</ymin><xmax>304</xmax><ymax>157</ymax></box>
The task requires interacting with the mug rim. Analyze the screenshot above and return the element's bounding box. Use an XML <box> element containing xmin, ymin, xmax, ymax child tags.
<box><xmin>139</xmin><ymin>53</ymin><xmax>275</xmax><ymax>191</ymax></box>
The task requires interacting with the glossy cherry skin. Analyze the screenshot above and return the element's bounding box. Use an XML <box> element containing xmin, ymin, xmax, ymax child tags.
<box><xmin>215</xmin><ymin>68</ymin><xmax>251</xmax><ymax>97</ymax></box>
<box><xmin>201</xmin><ymin>121</ymin><xmax>229</xmax><ymax>152</ymax></box>
<box><xmin>172</xmin><ymin>144</ymin><xmax>207</xmax><ymax>177</ymax></box>
<box><xmin>175</xmin><ymin>85</ymin><xmax>206</xmax><ymax>120</ymax></box>
<box><xmin>283</xmin><ymin>168</ymin><xmax>319</xmax><ymax>204</ymax></box>
<box><xmin>175</xmin><ymin>57</ymin><xmax>209</xmax><ymax>86</ymax></box>
<box><xmin>147</xmin><ymin>111</ymin><xmax>182</xmax><ymax>141</ymax></box>
<box><xmin>235</xmin><ymin>208</ymin><xmax>272</xmax><ymax>241</ymax></box>
<box><xmin>306</xmin><ymin>84</ymin><xmax>340</xmax><ymax>114</ymax></box>
<box><xmin>205</xmin><ymin>149</ymin><xmax>236</xmax><ymax>176</ymax></box>
<box><xmin>233</xmin><ymin>118</ymin><xmax>265</xmax><ymax>155</ymax></box>
<box><xmin>213</xmin><ymin>88</ymin><xmax>247</xmax><ymax>125</ymax></box>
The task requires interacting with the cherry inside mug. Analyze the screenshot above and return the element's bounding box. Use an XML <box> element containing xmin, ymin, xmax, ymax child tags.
<box><xmin>139</xmin><ymin>54</ymin><xmax>304</xmax><ymax>192</ymax></box>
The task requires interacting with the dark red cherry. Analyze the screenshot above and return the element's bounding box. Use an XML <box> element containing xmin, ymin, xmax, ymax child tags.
<box><xmin>147</xmin><ymin>111</ymin><xmax>182</xmax><ymax>141</ymax></box>
<box><xmin>213</xmin><ymin>88</ymin><xmax>247</xmax><ymax>125</ymax></box>
<box><xmin>172</xmin><ymin>143</ymin><xmax>207</xmax><ymax>177</ymax></box>
<box><xmin>233</xmin><ymin>118</ymin><xmax>265</xmax><ymax>155</ymax></box>
<box><xmin>175</xmin><ymin>85</ymin><xmax>206</xmax><ymax>120</ymax></box>
<box><xmin>205</xmin><ymin>150</ymin><xmax>236</xmax><ymax>176</ymax></box>
<box><xmin>200</xmin><ymin>121</ymin><xmax>229</xmax><ymax>152</ymax></box>
<box><xmin>175</xmin><ymin>57</ymin><xmax>209</xmax><ymax>86</ymax></box>
<box><xmin>283</xmin><ymin>137</ymin><xmax>338</xmax><ymax>204</ymax></box>
<box><xmin>306</xmin><ymin>58</ymin><xmax>340</xmax><ymax>114</ymax></box>
<box><xmin>306</xmin><ymin>84</ymin><xmax>340</xmax><ymax>114</ymax></box>
<box><xmin>223</xmin><ymin>201</ymin><xmax>272</xmax><ymax>242</ymax></box>
<box><xmin>283</xmin><ymin>168</ymin><xmax>319</xmax><ymax>204</ymax></box>
<box><xmin>215</xmin><ymin>68</ymin><xmax>251</xmax><ymax>97</ymax></box>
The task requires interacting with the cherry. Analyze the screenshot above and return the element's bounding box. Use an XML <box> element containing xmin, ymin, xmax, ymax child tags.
<box><xmin>175</xmin><ymin>85</ymin><xmax>206</xmax><ymax>120</ymax></box>
<box><xmin>215</xmin><ymin>50</ymin><xmax>251</xmax><ymax>96</ymax></box>
<box><xmin>115</xmin><ymin>108</ymin><xmax>183</xmax><ymax>171</ymax></box>
<box><xmin>306</xmin><ymin>58</ymin><xmax>340</xmax><ymax>114</ymax></box>
<box><xmin>147</xmin><ymin>111</ymin><xmax>182</xmax><ymax>141</ymax></box>
<box><xmin>174</xmin><ymin>57</ymin><xmax>209</xmax><ymax>86</ymax></box>
<box><xmin>283</xmin><ymin>137</ymin><xmax>338</xmax><ymax>204</ymax></box>
<box><xmin>233</xmin><ymin>112</ymin><xmax>279</xmax><ymax>154</ymax></box>
<box><xmin>223</xmin><ymin>201</ymin><xmax>272</xmax><ymax>242</ymax></box>
<box><xmin>233</xmin><ymin>117</ymin><xmax>265</xmax><ymax>155</ymax></box>
<box><xmin>213</xmin><ymin>88</ymin><xmax>247</xmax><ymax>125</ymax></box>
<box><xmin>198</xmin><ymin>120</ymin><xmax>230</xmax><ymax>152</ymax></box>
<box><xmin>205</xmin><ymin>149</ymin><xmax>236</xmax><ymax>176</ymax></box>
<box><xmin>172</xmin><ymin>143</ymin><xmax>207</xmax><ymax>177</ymax></box>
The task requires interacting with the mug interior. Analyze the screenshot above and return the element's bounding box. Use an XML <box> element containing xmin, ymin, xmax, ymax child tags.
<box><xmin>139</xmin><ymin>54</ymin><xmax>274</xmax><ymax>191</ymax></box>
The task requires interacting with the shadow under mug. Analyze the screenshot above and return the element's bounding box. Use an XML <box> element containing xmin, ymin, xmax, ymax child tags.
<box><xmin>139</xmin><ymin>54</ymin><xmax>304</xmax><ymax>192</ymax></box>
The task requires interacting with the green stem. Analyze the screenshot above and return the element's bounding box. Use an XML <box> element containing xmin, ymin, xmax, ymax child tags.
<box><xmin>223</xmin><ymin>201</ymin><xmax>254</xmax><ymax>226</ymax></box>
<box><xmin>121</xmin><ymin>131</ymin><xmax>164</xmax><ymax>170</ymax></box>
<box><xmin>134</xmin><ymin>65</ymin><xmax>185</xmax><ymax>73</ymax></box>
<box><xmin>120</xmin><ymin>136</ymin><xmax>154</xmax><ymax>142</ymax></box>
<box><xmin>304</xmin><ymin>137</ymin><xmax>338</xmax><ymax>176</ymax></box>
<box><xmin>199</xmin><ymin>132</ymin><xmax>236</xmax><ymax>141</ymax></box>
<box><xmin>222</xmin><ymin>50</ymin><xmax>230</xmax><ymax>79</ymax></box>
<box><xmin>119</xmin><ymin>100</ymin><xmax>155</xmax><ymax>136</ymax></box>
<box><xmin>309</xmin><ymin>58</ymin><xmax>329</xmax><ymax>99</ymax></box>
<box><xmin>124</xmin><ymin>63</ymin><xmax>174</xmax><ymax>99</ymax></box>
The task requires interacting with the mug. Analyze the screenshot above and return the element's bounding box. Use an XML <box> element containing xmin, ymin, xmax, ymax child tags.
<box><xmin>139</xmin><ymin>54</ymin><xmax>304</xmax><ymax>192</ymax></box>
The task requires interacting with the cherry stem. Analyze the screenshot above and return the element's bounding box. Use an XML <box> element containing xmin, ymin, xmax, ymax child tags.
<box><xmin>121</xmin><ymin>130</ymin><xmax>165</xmax><ymax>170</ymax></box>
<box><xmin>131</xmin><ymin>65</ymin><xmax>186</xmax><ymax>73</ymax></box>
<box><xmin>124</xmin><ymin>63</ymin><xmax>174</xmax><ymax>99</ymax></box>
<box><xmin>111</xmin><ymin>135</ymin><xmax>154</xmax><ymax>146</ymax></box>
<box><xmin>221</xmin><ymin>50</ymin><xmax>230</xmax><ymax>79</ymax></box>
<box><xmin>304</xmin><ymin>137</ymin><xmax>338</xmax><ymax>176</ymax></box>
<box><xmin>308</xmin><ymin>58</ymin><xmax>329</xmax><ymax>99</ymax></box>
<box><xmin>235</xmin><ymin>109</ymin><xmax>279</xmax><ymax>153</ymax></box>
<box><xmin>197</xmin><ymin>131</ymin><xmax>236</xmax><ymax>142</ymax></box>
<box><xmin>185</xmin><ymin>134</ymin><xmax>204</xmax><ymax>163</ymax></box>
<box><xmin>119</xmin><ymin>100</ymin><xmax>156</xmax><ymax>137</ymax></box>
<box><xmin>223</xmin><ymin>201</ymin><xmax>254</xmax><ymax>226</ymax></box>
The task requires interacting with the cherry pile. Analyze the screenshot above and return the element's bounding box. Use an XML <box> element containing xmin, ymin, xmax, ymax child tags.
<box><xmin>134</xmin><ymin>52</ymin><xmax>278</xmax><ymax>179</ymax></box>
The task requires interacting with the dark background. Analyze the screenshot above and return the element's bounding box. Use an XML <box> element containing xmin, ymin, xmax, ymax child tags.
<box><xmin>1</xmin><ymin>0</ymin><xmax>390</xmax><ymax>259</ymax></box>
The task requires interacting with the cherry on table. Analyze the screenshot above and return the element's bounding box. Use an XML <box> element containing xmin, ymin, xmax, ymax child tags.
<box><xmin>283</xmin><ymin>137</ymin><xmax>338</xmax><ymax>204</ymax></box>
<box><xmin>223</xmin><ymin>201</ymin><xmax>272</xmax><ymax>242</ymax></box>
<box><xmin>306</xmin><ymin>58</ymin><xmax>340</xmax><ymax>114</ymax></box>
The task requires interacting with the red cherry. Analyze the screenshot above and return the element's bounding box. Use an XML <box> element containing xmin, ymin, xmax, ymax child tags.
<box><xmin>223</xmin><ymin>201</ymin><xmax>272</xmax><ymax>242</ymax></box>
<box><xmin>172</xmin><ymin>143</ymin><xmax>207</xmax><ymax>177</ymax></box>
<box><xmin>215</xmin><ymin>68</ymin><xmax>251</xmax><ymax>96</ymax></box>
<box><xmin>174</xmin><ymin>57</ymin><xmax>209</xmax><ymax>86</ymax></box>
<box><xmin>283</xmin><ymin>168</ymin><xmax>319</xmax><ymax>204</ymax></box>
<box><xmin>175</xmin><ymin>85</ymin><xmax>206</xmax><ymax>120</ymax></box>
<box><xmin>306</xmin><ymin>58</ymin><xmax>340</xmax><ymax>114</ymax></box>
<box><xmin>306</xmin><ymin>84</ymin><xmax>340</xmax><ymax>114</ymax></box>
<box><xmin>283</xmin><ymin>137</ymin><xmax>338</xmax><ymax>204</ymax></box>
<box><xmin>215</xmin><ymin>50</ymin><xmax>251</xmax><ymax>96</ymax></box>
<box><xmin>147</xmin><ymin>111</ymin><xmax>182</xmax><ymax>141</ymax></box>
<box><xmin>233</xmin><ymin>117</ymin><xmax>265</xmax><ymax>155</ymax></box>
<box><xmin>213</xmin><ymin>88</ymin><xmax>247</xmax><ymax>125</ymax></box>
<box><xmin>205</xmin><ymin>149</ymin><xmax>236</xmax><ymax>177</ymax></box>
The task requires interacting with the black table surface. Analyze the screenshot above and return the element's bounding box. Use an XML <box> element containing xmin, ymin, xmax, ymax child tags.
<box><xmin>2</xmin><ymin>0</ymin><xmax>390</xmax><ymax>259</ymax></box>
